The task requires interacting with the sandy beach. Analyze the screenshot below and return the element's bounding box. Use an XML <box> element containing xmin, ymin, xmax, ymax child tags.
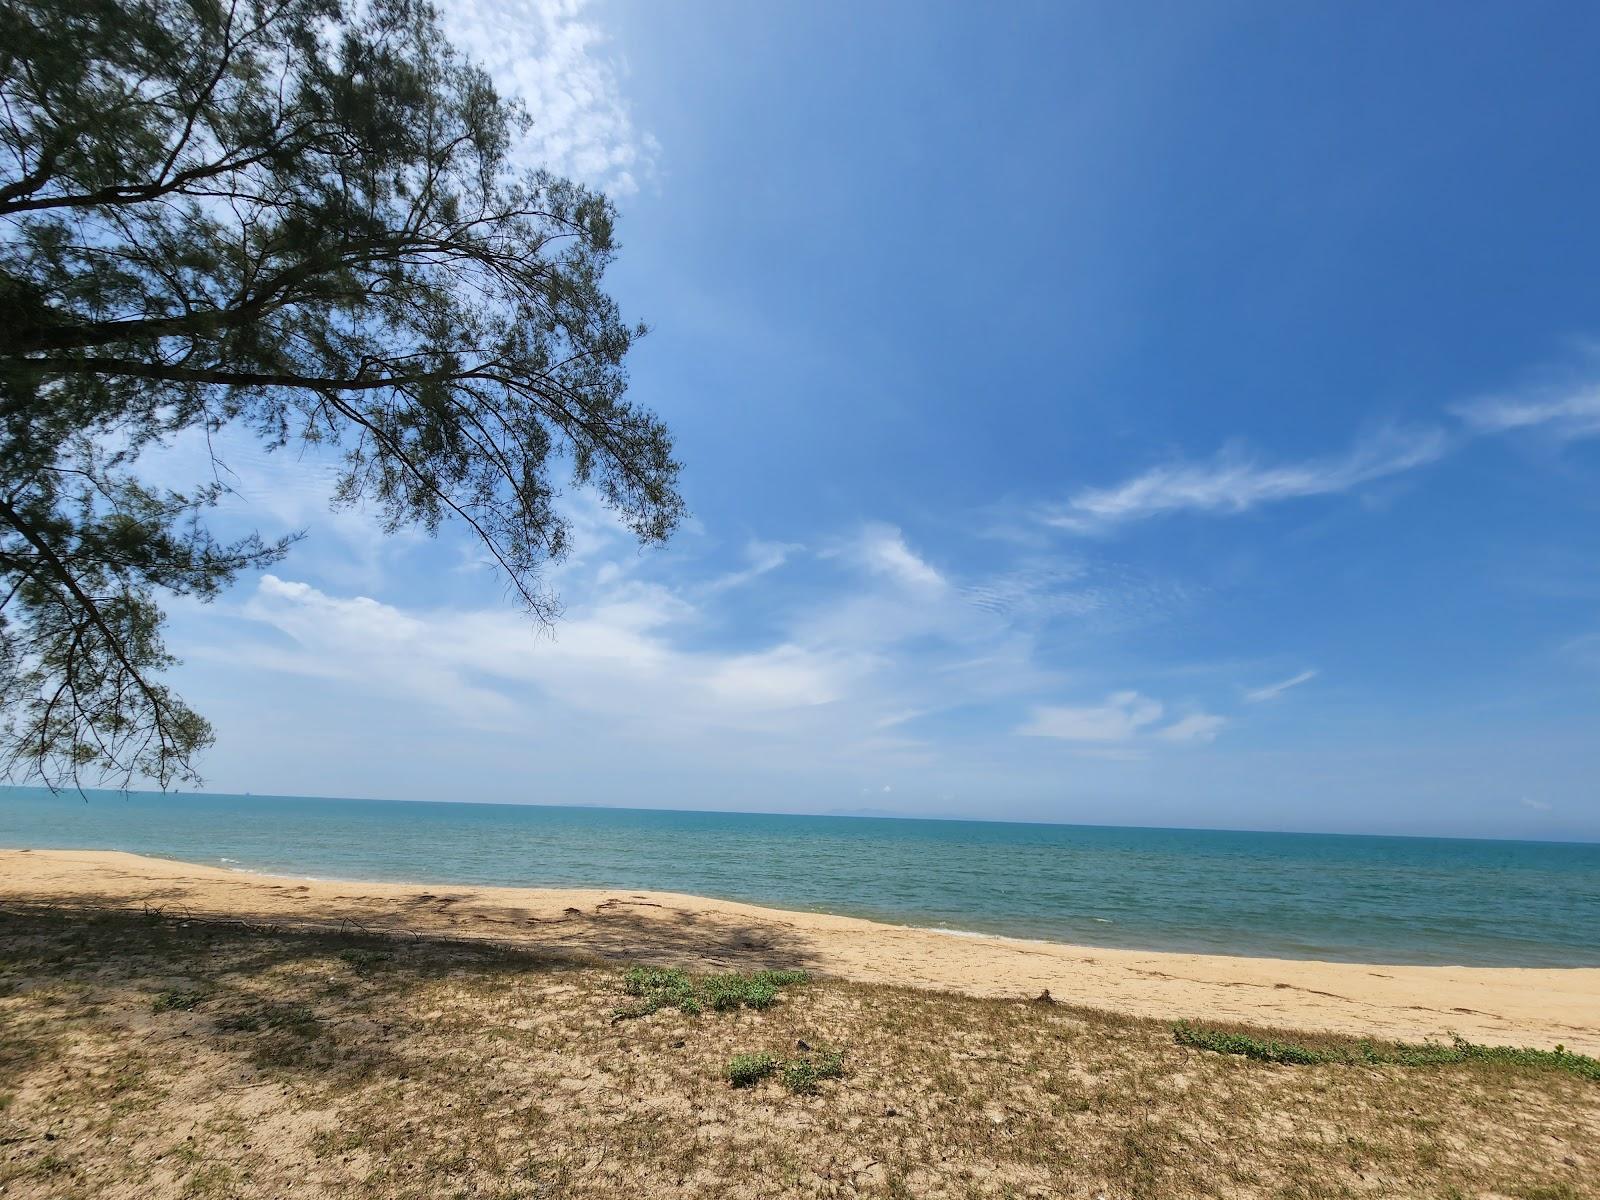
<box><xmin>3</xmin><ymin>847</ymin><xmax>1596</xmax><ymax>1053</ymax></box>
<box><xmin>4</xmin><ymin>847</ymin><xmax>1598</xmax><ymax>1198</ymax></box>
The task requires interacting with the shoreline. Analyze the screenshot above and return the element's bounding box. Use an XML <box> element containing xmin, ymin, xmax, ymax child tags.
<box><xmin>3</xmin><ymin>847</ymin><xmax>1598</xmax><ymax>1053</ymax></box>
<box><xmin>9</xmin><ymin>840</ymin><xmax>1588</xmax><ymax>970</ymax></box>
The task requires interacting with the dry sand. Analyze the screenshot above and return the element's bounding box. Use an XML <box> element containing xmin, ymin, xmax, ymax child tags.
<box><xmin>3</xmin><ymin>847</ymin><xmax>1596</xmax><ymax>1053</ymax></box>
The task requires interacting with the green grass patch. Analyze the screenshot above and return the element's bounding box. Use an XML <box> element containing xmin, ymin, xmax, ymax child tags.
<box><xmin>781</xmin><ymin>1048</ymin><xmax>846</xmax><ymax>1095</ymax></box>
<box><xmin>619</xmin><ymin>966</ymin><xmax>701</xmax><ymax>1016</ymax></box>
<box><xmin>724</xmin><ymin>1046</ymin><xmax>845</xmax><ymax>1093</ymax></box>
<box><xmin>616</xmin><ymin>966</ymin><xmax>808</xmax><ymax>1019</ymax></box>
<box><xmin>151</xmin><ymin>989</ymin><xmax>205</xmax><ymax>1013</ymax></box>
<box><xmin>1174</xmin><ymin>1022</ymin><xmax>1600</xmax><ymax>1082</ymax></box>
<box><xmin>216</xmin><ymin>1003</ymin><xmax>320</xmax><ymax>1038</ymax></box>
<box><xmin>726</xmin><ymin>1052</ymin><xmax>779</xmax><ymax>1087</ymax></box>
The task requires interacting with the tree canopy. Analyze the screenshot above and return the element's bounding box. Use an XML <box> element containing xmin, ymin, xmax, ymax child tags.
<box><xmin>0</xmin><ymin>0</ymin><xmax>684</xmax><ymax>789</ymax></box>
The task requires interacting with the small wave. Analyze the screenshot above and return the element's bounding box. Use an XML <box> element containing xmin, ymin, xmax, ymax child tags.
<box><xmin>925</xmin><ymin>926</ymin><xmax>992</xmax><ymax>940</ymax></box>
<box><xmin>920</xmin><ymin>925</ymin><xmax>1071</xmax><ymax>949</ymax></box>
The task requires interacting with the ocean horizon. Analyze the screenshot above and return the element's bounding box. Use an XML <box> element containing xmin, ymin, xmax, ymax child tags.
<box><xmin>4</xmin><ymin>786</ymin><xmax>1596</xmax><ymax>969</ymax></box>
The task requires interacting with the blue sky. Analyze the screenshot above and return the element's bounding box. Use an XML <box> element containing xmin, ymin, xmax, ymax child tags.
<box><xmin>152</xmin><ymin>0</ymin><xmax>1600</xmax><ymax>839</ymax></box>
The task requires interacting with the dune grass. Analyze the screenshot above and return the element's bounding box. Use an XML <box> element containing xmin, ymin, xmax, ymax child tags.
<box><xmin>1174</xmin><ymin>1020</ymin><xmax>1600</xmax><ymax>1081</ymax></box>
<box><xmin>0</xmin><ymin>902</ymin><xmax>1594</xmax><ymax>1199</ymax></box>
<box><xmin>725</xmin><ymin>1046</ymin><xmax>845</xmax><ymax>1094</ymax></box>
<box><xmin>616</xmin><ymin>964</ymin><xmax>809</xmax><ymax>1018</ymax></box>
<box><xmin>778</xmin><ymin>1047</ymin><xmax>846</xmax><ymax>1095</ymax></box>
<box><xmin>725</xmin><ymin>1051</ymin><xmax>779</xmax><ymax>1087</ymax></box>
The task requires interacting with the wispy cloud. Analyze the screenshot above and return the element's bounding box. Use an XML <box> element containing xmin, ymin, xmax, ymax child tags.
<box><xmin>1040</xmin><ymin>362</ymin><xmax>1600</xmax><ymax>538</ymax></box>
<box><xmin>961</xmin><ymin>558</ymin><xmax>1195</xmax><ymax>633</ymax></box>
<box><xmin>1046</xmin><ymin>427</ymin><xmax>1450</xmax><ymax>533</ymax></box>
<box><xmin>233</xmin><ymin>573</ymin><xmax>870</xmax><ymax>739</ymax></box>
<box><xmin>1520</xmin><ymin>796</ymin><xmax>1553</xmax><ymax>812</ymax></box>
<box><xmin>703</xmin><ymin>539</ymin><xmax>802</xmax><ymax>593</ymax></box>
<box><xmin>203</xmin><ymin>513</ymin><xmax>1050</xmax><ymax>778</ymax></box>
<box><xmin>832</xmin><ymin>522</ymin><xmax>946</xmax><ymax>591</ymax></box>
<box><xmin>1244</xmin><ymin>668</ymin><xmax>1318</xmax><ymax>703</ymax></box>
<box><xmin>1452</xmin><ymin>384</ymin><xmax>1600</xmax><ymax>441</ymax></box>
<box><xmin>441</xmin><ymin>0</ymin><xmax>659</xmax><ymax>196</ymax></box>
<box><xmin>1016</xmin><ymin>691</ymin><xmax>1223</xmax><ymax>745</ymax></box>
<box><xmin>1156</xmin><ymin>712</ymin><xmax>1227</xmax><ymax>743</ymax></box>
<box><xmin>1017</xmin><ymin>691</ymin><xmax>1163</xmax><ymax>741</ymax></box>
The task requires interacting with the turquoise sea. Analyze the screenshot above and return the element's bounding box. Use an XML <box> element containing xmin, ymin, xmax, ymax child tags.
<box><xmin>1</xmin><ymin>787</ymin><xmax>1596</xmax><ymax>967</ymax></box>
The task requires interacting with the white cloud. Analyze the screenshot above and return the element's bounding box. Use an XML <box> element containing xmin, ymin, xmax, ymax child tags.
<box><xmin>1046</xmin><ymin>427</ymin><xmax>1450</xmax><ymax>532</ymax></box>
<box><xmin>1245</xmin><ymin>669</ymin><xmax>1318</xmax><ymax>703</ymax></box>
<box><xmin>231</xmin><ymin>573</ymin><xmax>869</xmax><ymax>738</ymax></box>
<box><xmin>129</xmin><ymin>425</ymin><xmax>413</xmax><ymax>593</ymax></box>
<box><xmin>833</xmin><ymin>523</ymin><xmax>946</xmax><ymax>591</ymax></box>
<box><xmin>1156</xmin><ymin>712</ymin><xmax>1226</xmax><ymax>743</ymax></box>
<box><xmin>1018</xmin><ymin>691</ymin><xmax>1225</xmax><ymax>745</ymax></box>
<box><xmin>440</xmin><ymin>0</ymin><xmax>658</xmax><ymax>196</ymax></box>
<box><xmin>1016</xmin><ymin>691</ymin><xmax>1164</xmax><ymax>741</ymax></box>
<box><xmin>1038</xmin><ymin>365</ymin><xmax>1600</xmax><ymax>538</ymax></box>
<box><xmin>1452</xmin><ymin>384</ymin><xmax>1600</xmax><ymax>441</ymax></box>
<box><xmin>1017</xmin><ymin>691</ymin><xmax>1171</xmax><ymax>739</ymax></box>
<box><xmin>703</xmin><ymin>539</ymin><xmax>802</xmax><ymax>593</ymax></box>
<box><xmin>874</xmin><ymin>709</ymin><xmax>926</xmax><ymax>729</ymax></box>
<box><xmin>962</xmin><ymin>558</ymin><xmax>1194</xmax><ymax>634</ymax></box>
<box><xmin>703</xmin><ymin>644</ymin><xmax>845</xmax><ymax>709</ymax></box>
<box><xmin>1520</xmin><ymin>796</ymin><xmax>1553</xmax><ymax>812</ymax></box>
<box><xmin>196</xmin><ymin>492</ymin><xmax>1124</xmax><ymax>787</ymax></box>
<box><xmin>238</xmin><ymin>575</ymin><xmax>523</xmax><ymax>725</ymax></box>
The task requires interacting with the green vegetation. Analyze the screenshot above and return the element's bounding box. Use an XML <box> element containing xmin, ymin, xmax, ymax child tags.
<box><xmin>215</xmin><ymin>1002</ymin><xmax>321</xmax><ymax>1041</ymax></box>
<box><xmin>780</xmin><ymin>1048</ymin><xmax>846</xmax><ymax>1095</ymax></box>
<box><xmin>1</xmin><ymin>904</ymin><xmax>1593</xmax><ymax>1198</ymax></box>
<box><xmin>703</xmin><ymin>969</ymin><xmax>809</xmax><ymax>1012</ymax></box>
<box><xmin>725</xmin><ymin>1053</ymin><xmax>779</xmax><ymax>1088</ymax></box>
<box><xmin>1175</xmin><ymin>1022</ymin><xmax>1600</xmax><ymax>1081</ymax></box>
<box><xmin>214</xmin><ymin>1011</ymin><xmax>261</xmax><ymax>1034</ymax></box>
<box><xmin>619</xmin><ymin>965</ymin><xmax>701</xmax><ymax>1015</ymax></box>
<box><xmin>724</xmin><ymin>1046</ymin><xmax>846</xmax><ymax>1094</ymax></box>
<box><xmin>338</xmin><ymin>948</ymin><xmax>393</xmax><ymax>973</ymax></box>
<box><xmin>617</xmin><ymin>965</ymin><xmax>809</xmax><ymax>1019</ymax></box>
<box><xmin>0</xmin><ymin>0</ymin><xmax>683</xmax><ymax>790</ymax></box>
<box><xmin>260</xmin><ymin>1004</ymin><xmax>321</xmax><ymax>1038</ymax></box>
<box><xmin>150</xmin><ymin>989</ymin><xmax>204</xmax><ymax>1013</ymax></box>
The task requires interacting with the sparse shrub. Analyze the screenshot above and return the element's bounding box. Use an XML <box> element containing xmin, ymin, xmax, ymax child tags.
<box><xmin>782</xmin><ymin>1049</ymin><xmax>845</xmax><ymax>1094</ymax></box>
<box><xmin>151</xmin><ymin>989</ymin><xmax>204</xmax><ymax>1013</ymax></box>
<box><xmin>726</xmin><ymin>1053</ymin><xmax>779</xmax><ymax>1087</ymax></box>
<box><xmin>217</xmin><ymin>1003</ymin><xmax>319</xmax><ymax>1039</ymax></box>
<box><xmin>616</xmin><ymin>966</ymin><xmax>808</xmax><ymax>1019</ymax></box>
<box><xmin>620</xmin><ymin>966</ymin><xmax>701</xmax><ymax>1017</ymax></box>
<box><xmin>723</xmin><ymin>1046</ymin><xmax>845</xmax><ymax>1093</ymax></box>
<box><xmin>752</xmin><ymin>969</ymin><xmax>809</xmax><ymax>987</ymax></box>
<box><xmin>703</xmin><ymin>974</ymin><xmax>776</xmax><ymax>1011</ymax></box>
<box><xmin>1172</xmin><ymin>1024</ymin><xmax>1327</xmax><ymax>1065</ymax></box>
<box><xmin>263</xmin><ymin>1004</ymin><xmax>320</xmax><ymax>1037</ymax></box>
<box><xmin>338</xmin><ymin>948</ymin><xmax>392</xmax><ymax>972</ymax></box>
